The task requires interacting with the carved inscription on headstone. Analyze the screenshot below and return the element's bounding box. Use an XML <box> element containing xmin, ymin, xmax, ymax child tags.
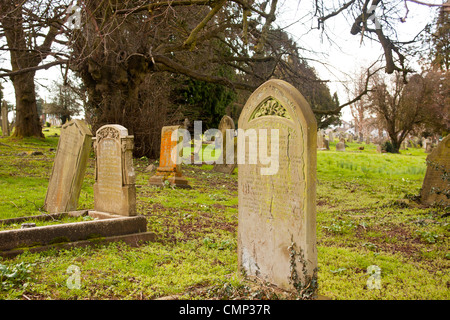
<box><xmin>238</xmin><ymin>79</ymin><xmax>317</xmax><ymax>293</ymax></box>
<box><xmin>44</xmin><ymin>119</ymin><xmax>92</xmax><ymax>213</ymax></box>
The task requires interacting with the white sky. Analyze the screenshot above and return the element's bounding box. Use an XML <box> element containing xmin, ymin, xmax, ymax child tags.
<box><xmin>0</xmin><ymin>1</ymin><xmax>442</xmax><ymax>122</ymax></box>
<box><xmin>277</xmin><ymin>0</ymin><xmax>441</xmax><ymax>121</ymax></box>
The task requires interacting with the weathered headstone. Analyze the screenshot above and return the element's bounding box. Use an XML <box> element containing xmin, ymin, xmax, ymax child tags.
<box><xmin>324</xmin><ymin>139</ymin><xmax>330</xmax><ymax>150</ymax></box>
<box><xmin>358</xmin><ymin>133</ymin><xmax>363</xmax><ymax>143</ymax></box>
<box><xmin>328</xmin><ymin>131</ymin><xmax>334</xmax><ymax>143</ymax></box>
<box><xmin>238</xmin><ymin>79</ymin><xmax>317</xmax><ymax>294</ymax></box>
<box><xmin>317</xmin><ymin>130</ymin><xmax>324</xmax><ymax>149</ymax></box>
<box><xmin>400</xmin><ymin>140</ymin><xmax>407</xmax><ymax>150</ymax></box>
<box><xmin>336</xmin><ymin>141</ymin><xmax>345</xmax><ymax>151</ymax></box>
<box><xmin>213</xmin><ymin>115</ymin><xmax>237</xmax><ymax>174</ymax></box>
<box><xmin>149</xmin><ymin>125</ymin><xmax>190</xmax><ymax>188</ymax></box>
<box><xmin>1</xmin><ymin>100</ymin><xmax>9</xmax><ymax>137</ymax></box>
<box><xmin>93</xmin><ymin>124</ymin><xmax>136</xmax><ymax>216</ymax></box>
<box><xmin>420</xmin><ymin>135</ymin><xmax>449</xmax><ymax>206</ymax></box>
<box><xmin>44</xmin><ymin>119</ymin><xmax>92</xmax><ymax>213</ymax></box>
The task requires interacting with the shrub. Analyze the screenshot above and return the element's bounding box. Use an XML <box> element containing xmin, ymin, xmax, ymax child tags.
<box><xmin>381</xmin><ymin>141</ymin><xmax>395</xmax><ymax>153</ymax></box>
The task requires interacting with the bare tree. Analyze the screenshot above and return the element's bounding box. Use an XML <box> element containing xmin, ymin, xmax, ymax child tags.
<box><xmin>0</xmin><ymin>0</ymin><xmax>68</xmax><ymax>137</ymax></box>
<box><xmin>348</xmin><ymin>67</ymin><xmax>373</xmax><ymax>141</ymax></box>
<box><xmin>368</xmin><ymin>72</ymin><xmax>435</xmax><ymax>152</ymax></box>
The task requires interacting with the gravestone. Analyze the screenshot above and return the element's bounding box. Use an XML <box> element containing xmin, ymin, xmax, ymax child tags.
<box><xmin>238</xmin><ymin>79</ymin><xmax>317</xmax><ymax>294</ymax></box>
<box><xmin>336</xmin><ymin>141</ymin><xmax>345</xmax><ymax>151</ymax></box>
<box><xmin>213</xmin><ymin>115</ymin><xmax>237</xmax><ymax>174</ymax></box>
<box><xmin>324</xmin><ymin>139</ymin><xmax>330</xmax><ymax>150</ymax></box>
<box><xmin>420</xmin><ymin>135</ymin><xmax>449</xmax><ymax>206</ymax></box>
<box><xmin>358</xmin><ymin>133</ymin><xmax>363</xmax><ymax>143</ymax></box>
<box><xmin>317</xmin><ymin>130</ymin><xmax>324</xmax><ymax>149</ymax></box>
<box><xmin>149</xmin><ymin>125</ymin><xmax>190</xmax><ymax>188</ymax></box>
<box><xmin>328</xmin><ymin>131</ymin><xmax>334</xmax><ymax>143</ymax></box>
<box><xmin>1</xmin><ymin>100</ymin><xmax>9</xmax><ymax>136</ymax></box>
<box><xmin>93</xmin><ymin>125</ymin><xmax>136</xmax><ymax>216</ymax></box>
<box><xmin>44</xmin><ymin>119</ymin><xmax>92</xmax><ymax>213</ymax></box>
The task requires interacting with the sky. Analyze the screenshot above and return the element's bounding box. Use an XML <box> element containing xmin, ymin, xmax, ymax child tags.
<box><xmin>0</xmin><ymin>0</ymin><xmax>443</xmax><ymax>122</ymax></box>
<box><xmin>276</xmin><ymin>0</ymin><xmax>442</xmax><ymax>121</ymax></box>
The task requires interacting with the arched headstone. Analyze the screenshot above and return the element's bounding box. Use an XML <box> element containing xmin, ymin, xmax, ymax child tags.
<box><xmin>93</xmin><ymin>124</ymin><xmax>136</xmax><ymax>216</ymax></box>
<box><xmin>237</xmin><ymin>79</ymin><xmax>317</xmax><ymax>295</ymax></box>
<box><xmin>213</xmin><ymin>115</ymin><xmax>236</xmax><ymax>174</ymax></box>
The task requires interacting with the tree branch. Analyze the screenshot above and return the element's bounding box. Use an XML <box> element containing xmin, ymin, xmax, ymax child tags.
<box><xmin>183</xmin><ymin>0</ymin><xmax>227</xmax><ymax>49</ymax></box>
<box><xmin>0</xmin><ymin>59</ymin><xmax>68</xmax><ymax>78</ymax></box>
<box><xmin>153</xmin><ymin>54</ymin><xmax>256</xmax><ymax>91</ymax></box>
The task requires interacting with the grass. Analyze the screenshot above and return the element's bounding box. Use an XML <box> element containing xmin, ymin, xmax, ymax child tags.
<box><xmin>0</xmin><ymin>132</ymin><xmax>448</xmax><ymax>300</ymax></box>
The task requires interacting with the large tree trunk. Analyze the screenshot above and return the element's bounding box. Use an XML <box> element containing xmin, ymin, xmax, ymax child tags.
<box><xmin>387</xmin><ymin>131</ymin><xmax>402</xmax><ymax>154</ymax></box>
<box><xmin>11</xmin><ymin>72</ymin><xmax>43</xmax><ymax>138</ymax></box>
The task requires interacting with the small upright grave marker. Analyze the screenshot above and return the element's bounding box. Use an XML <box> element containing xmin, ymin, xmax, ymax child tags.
<box><xmin>336</xmin><ymin>141</ymin><xmax>345</xmax><ymax>151</ymax></box>
<box><xmin>213</xmin><ymin>115</ymin><xmax>236</xmax><ymax>174</ymax></box>
<box><xmin>149</xmin><ymin>125</ymin><xmax>190</xmax><ymax>188</ymax></box>
<box><xmin>1</xmin><ymin>100</ymin><xmax>9</xmax><ymax>136</ymax></box>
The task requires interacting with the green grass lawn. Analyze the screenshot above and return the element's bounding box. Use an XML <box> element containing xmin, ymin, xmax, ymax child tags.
<box><xmin>0</xmin><ymin>132</ymin><xmax>448</xmax><ymax>300</ymax></box>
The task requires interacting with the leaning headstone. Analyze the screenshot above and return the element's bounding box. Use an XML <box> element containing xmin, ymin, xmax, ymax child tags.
<box><xmin>44</xmin><ymin>119</ymin><xmax>92</xmax><ymax>213</ymax></box>
<box><xmin>213</xmin><ymin>115</ymin><xmax>237</xmax><ymax>174</ymax></box>
<box><xmin>149</xmin><ymin>125</ymin><xmax>190</xmax><ymax>188</ymax></box>
<box><xmin>420</xmin><ymin>135</ymin><xmax>449</xmax><ymax>206</ymax></box>
<box><xmin>238</xmin><ymin>79</ymin><xmax>317</xmax><ymax>295</ymax></box>
<box><xmin>336</xmin><ymin>142</ymin><xmax>345</xmax><ymax>151</ymax></box>
<box><xmin>1</xmin><ymin>100</ymin><xmax>9</xmax><ymax>137</ymax></box>
<box><xmin>93</xmin><ymin>124</ymin><xmax>136</xmax><ymax>216</ymax></box>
